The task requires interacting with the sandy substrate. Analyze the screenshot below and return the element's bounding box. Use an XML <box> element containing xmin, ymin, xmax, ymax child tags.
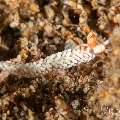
<box><xmin>0</xmin><ymin>0</ymin><xmax>120</xmax><ymax>120</ymax></box>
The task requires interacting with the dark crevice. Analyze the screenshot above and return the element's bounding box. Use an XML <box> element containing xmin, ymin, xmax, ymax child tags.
<box><xmin>1</xmin><ymin>26</ymin><xmax>21</xmax><ymax>59</ymax></box>
<box><xmin>37</xmin><ymin>0</ymin><xmax>50</xmax><ymax>8</ymax></box>
<box><xmin>87</xmin><ymin>10</ymin><xmax>98</xmax><ymax>31</ymax></box>
<box><xmin>68</xmin><ymin>9</ymin><xmax>79</xmax><ymax>24</ymax></box>
<box><xmin>1</xmin><ymin>26</ymin><xmax>21</xmax><ymax>48</ymax></box>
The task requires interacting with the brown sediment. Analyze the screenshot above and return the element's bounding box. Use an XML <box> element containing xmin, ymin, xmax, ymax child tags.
<box><xmin>0</xmin><ymin>0</ymin><xmax>119</xmax><ymax>120</ymax></box>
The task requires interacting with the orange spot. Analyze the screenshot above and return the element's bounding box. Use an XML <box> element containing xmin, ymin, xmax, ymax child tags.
<box><xmin>84</xmin><ymin>27</ymin><xmax>91</xmax><ymax>33</ymax></box>
<box><xmin>87</xmin><ymin>31</ymin><xmax>97</xmax><ymax>48</ymax></box>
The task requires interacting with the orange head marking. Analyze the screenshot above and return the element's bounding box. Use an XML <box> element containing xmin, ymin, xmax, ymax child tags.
<box><xmin>87</xmin><ymin>31</ymin><xmax>97</xmax><ymax>49</ymax></box>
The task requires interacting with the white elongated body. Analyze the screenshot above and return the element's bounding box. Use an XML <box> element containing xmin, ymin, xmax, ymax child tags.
<box><xmin>0</xmin><ymin>40</ymin><xmax>110</xmax><ymax>78</ymax></box>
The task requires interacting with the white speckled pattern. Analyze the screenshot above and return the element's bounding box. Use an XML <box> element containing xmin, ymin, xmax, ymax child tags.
<box><xmin>0</xmin><ymin>40</ymin><xmax>110</xmax><ymax>78</ymax></box>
